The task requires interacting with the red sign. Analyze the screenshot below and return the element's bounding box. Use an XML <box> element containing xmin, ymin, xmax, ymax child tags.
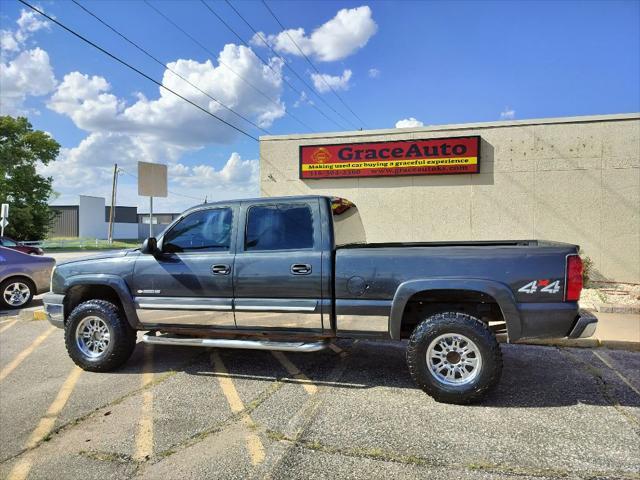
<box><xmin>300</xmin><ymin>136</ymin><xmax>480</xmax><ymax>179</ymax></box>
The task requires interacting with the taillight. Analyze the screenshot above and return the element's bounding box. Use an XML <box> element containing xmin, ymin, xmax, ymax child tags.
<box><xmin>565</xmin><ymin>255</ymin><xmax>583</xmax><ymax>301</ymax></box>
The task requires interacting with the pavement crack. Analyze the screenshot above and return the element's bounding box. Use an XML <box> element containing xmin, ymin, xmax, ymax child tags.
<box><xmin>560</xmin><ymin>347</ymin><xmax>640</xmax><ymax>433</ymax></box>
<box><xmin>78</xmin><ymin>449</ymin><xmax>135</xmax><ymax>464</ymax></box>
<box><xmin>266</xmin><ymin>431</ymin><xmax>640</xmax><ymax>480</ymax></box>
<box><xmin>150</xmin><ymin>376</ymin><xmax>285</xmax><ymax>463</ymax></box>
<box><xmin>257</xmin><ymin>344</ymin><xmax>353</xmax><ymax>480</ymax></box>
<box><xmin>0</xmin><ymin>351</ymin><xmax>207</xmax><ymax>466</ymax></box>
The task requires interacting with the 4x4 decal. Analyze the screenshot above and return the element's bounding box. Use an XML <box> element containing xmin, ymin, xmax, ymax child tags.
<box><xmin>518</xmin><ymin>279</ymin><xmax>561</xmax><ymax>294</ymax></box>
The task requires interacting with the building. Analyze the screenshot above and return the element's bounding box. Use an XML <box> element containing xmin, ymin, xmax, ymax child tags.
<box><xmin>259</xmin><ymin>113</ymin><xmax>640</xmax><ymax>284</ymax></box>
<box><xmin>50</xmin><ymin>196</ymin><xmax>138</xmax><ymax>239</ymax></box>
<box><xmin>50</xmin><ymin>196</ymin><xmax>179</xmax><ymax>240</ymax></box>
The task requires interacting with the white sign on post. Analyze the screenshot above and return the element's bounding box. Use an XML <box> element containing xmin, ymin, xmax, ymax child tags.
<box><xmin>137</xmin><ymin>162</ymin><xmax>168</xmax><ymax>238</ymax></box>
<box><xmin>0</xmin><ymin>203</ymin><xmax>8</xmax><ymax>236</ymax></box>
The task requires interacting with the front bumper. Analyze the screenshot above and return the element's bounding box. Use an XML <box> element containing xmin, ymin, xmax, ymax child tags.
<box><xmin>567</xmin><ymin>309</ymin><xmax>598</xmax><ymax>339</ymax></box>
<box><xmin>43</xmin><ymin>293</ymin><xmax>65</xmax><ymax>329</ymax></box>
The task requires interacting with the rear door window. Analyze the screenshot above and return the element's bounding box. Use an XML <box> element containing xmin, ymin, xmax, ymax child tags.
<box><xmin>245</xmin><ymin>204</ymin><xmax>314</xmax><ymax>251</ymax></box>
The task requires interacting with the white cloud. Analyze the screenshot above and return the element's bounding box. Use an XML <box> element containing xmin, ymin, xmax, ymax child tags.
<box><xmin>0</xmin><ymin>9</ymin><xmax>50</xmax><ymax>53</ymax></box>
<box><xmin>311</xmin><ymin>69</ymin><xmax>352</xmax><ymax>93</ymax></box>
<box><xmin>395</xmin><ymin>117</ymin><xmax>424</xmax><ymax>128</ymax></box>
<box><xmin>252</xmin><ymin>6</ymin><xmax>377</xmax><ymax>62</ymax></box>
<box><xmin>41</xmin><ymin>144</ymin><xmax>258</xmax><ymax>212</ymax></box>
<box><xmin>47</xmin><ymin>44</ymin><xmax>285</xmax><ymax>147</ymax></box>
<box><xmin>170</xmin><ymin>153</ymin><xmax>258</xmax><ymax>189</ymax></box>
<box><xmin>500</xmin><ymin>107</ymin><xmax>516</xmax><ymax>120</ymax></box>
<box><xmin>0</xmin><ymin>47</ymin><xmax>56</xmax><ymax>115</ymax></box>
<box><xmin>293</xmin><ymin>90</ymin><xmax>313</xmax><ymax>108</ymax></box>
<box><xmin>0</xmin><ymin>8</ymin><xmax>55</xmax><ymax>115</ymax></box>
<box><xmin>368</xmin><ymin>68</ymin><xmax>380</xmax><ymax>78</ymax></box>
<box><xmin>40</xmin><ymin>43</ymin><xmax>278</xmax><ymax>210</ymax></box>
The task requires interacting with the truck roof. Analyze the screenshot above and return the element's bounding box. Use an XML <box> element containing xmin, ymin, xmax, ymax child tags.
<box><xmin>181</xmin><ymin>195</ymin><xmax>333</xmax><ymax>215</ymax></box>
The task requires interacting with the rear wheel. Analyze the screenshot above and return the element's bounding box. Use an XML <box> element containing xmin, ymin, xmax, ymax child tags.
<box><xmin>406</xmin><ymin>312</ymin><xmax>502</xmax><ymax>404</ymax></box>
<box><xmin>0</xmin><ymin>277</ymin><xmax>34</xmax><ymax>309</ymax></box>
<box><xmin>65</xmin><ymin>300</ymin><xmax>137</xmax><ymax>372</ymax></box>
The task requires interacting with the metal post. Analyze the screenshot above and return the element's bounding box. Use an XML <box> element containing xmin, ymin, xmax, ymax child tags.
<box><xmin>149</xmin><ymin>196</ymin><xmax>153</xmax><ymax>238</ymax></box>
<box><xmin>108</xmin><ymin>163</ymin><xmax>118</xmax><ymax>244</ymax></box>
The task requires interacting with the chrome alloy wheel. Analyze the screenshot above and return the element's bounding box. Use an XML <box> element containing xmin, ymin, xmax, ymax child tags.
<box><xmin>75</xmin><ymin>316</ymin><xmax>111</xmax><ymax>358</ymax></box>
<box><xmin>426</xmin><ymin>333</ymin><xmax>483</xmax><ymax>386</ymax></box>
<box><xmin>3</xmin><ymin>282</ymin><xmax>31</xmax><ymax>307</ymax></box>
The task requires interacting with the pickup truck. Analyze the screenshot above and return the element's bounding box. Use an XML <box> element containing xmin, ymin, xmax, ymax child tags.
<box><xmin>44</xmin><ymin>195</ymin><xmax>597</xmax><ymax>404</ymax></box>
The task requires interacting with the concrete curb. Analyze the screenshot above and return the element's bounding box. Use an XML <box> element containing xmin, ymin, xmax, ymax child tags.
<box><xmin>596</xmin><ymin>304</ymin><xmax>640</xmax><ymax>315</ymax></box>
<box><xmin>514</xmin><ymin>337</ymin><xmax>640</xmax><ymax>352</ymax></box>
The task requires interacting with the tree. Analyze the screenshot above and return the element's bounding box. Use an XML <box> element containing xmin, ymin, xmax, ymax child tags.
<box><xmin>0</xmin><ymin>116</ymin><xmax>60</xmax><ymax>240</ymax></box>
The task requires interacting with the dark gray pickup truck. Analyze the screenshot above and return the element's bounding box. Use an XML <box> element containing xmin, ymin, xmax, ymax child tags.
<box><xmin>44</xmin><ymin>195</ymin><xmax>597</xmax><ymax>403</ymax></box>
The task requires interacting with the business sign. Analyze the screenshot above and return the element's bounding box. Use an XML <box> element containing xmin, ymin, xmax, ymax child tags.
<box><xmin>300</xmin><ymin>136</ymin><xmax>480</xmax><ymax>179</ymax></box>
<box><xmin>138</xmin><ymin>161</ymin><xmax>168</xmax><ymax>197</ymax></box>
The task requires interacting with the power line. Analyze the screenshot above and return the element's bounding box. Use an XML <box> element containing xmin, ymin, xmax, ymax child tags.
<box><xmin>143</xmin><ymin>0</ymin><xmax>315</xmax><ymax>133</ymax></box>
<box><xmin>71</xmin><ymin>0</ymin><xmax>270</xmax><ymax>136</ymax></box>
<box><xmin>199</xmin><ymin>0</ymin><xmax>347</xmax><ymax>131</ymax></box>
<box><xmin>222</xmin><ymin>0</ymin><xmax>359</xmax><ymax>131</ymax></box>
<box><xmin>260</xmin><ymin>0</ymin><xmax>368</xmax><ymax>129</ymax></box>
<box><xmin>17</xmin><ymin>0</ymin><xmax>259</xmax><ymax>143</ymax></box>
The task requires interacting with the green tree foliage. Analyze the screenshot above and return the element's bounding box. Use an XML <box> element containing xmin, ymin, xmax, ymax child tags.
<box><xmin>0</xmin><ymin>116</ymin><xmax>60</xmax><ymax>240</ymax></box>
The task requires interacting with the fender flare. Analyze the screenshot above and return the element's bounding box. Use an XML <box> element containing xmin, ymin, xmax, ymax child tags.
<box><xmin>63</xmin><ymin>274</ymin><xmax>140</xmax><ymax>328</ymax></box>
<box><xmin>388</xmin><ymin>278</ymin><xmax>521</xmax><ymax>341</ymax></box>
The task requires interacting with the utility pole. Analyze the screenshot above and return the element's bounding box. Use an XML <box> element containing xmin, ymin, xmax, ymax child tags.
<box><xmin>108</xmin><ymin>163</ymin><xmax>118</xmax><ymax>244</ymax></box>
<box><xmin>149</xmin><ymin>197</ymin><xmax>153</xmax><ymax>238</ymax></box>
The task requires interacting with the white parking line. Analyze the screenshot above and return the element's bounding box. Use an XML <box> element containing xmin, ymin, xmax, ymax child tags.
<box><xmin>7</xmin><ymin>366</ymin><xmax>83</xmax><ymax>480</ymax></box>
<box><xmin>271</xmin><ymin>351</ymin><xmax>318</xmax><ymax>395</ymax></box>
<box><xmin>211</xmin><ymin>351</ymin><xmax>265</xmax><ymax>465</ymax></box>
<box><xmin>593</xmin><ymin>351</ymin><xmax>640</xmax><ymax>397</ymax></box>
<box><xmin>0</xmin><ymin>326</ymin><xmax>55</xmax><ymax>382</ymax></box>
<box><xmin>134</xmin><ymin>346</ymin><xmax>154</xmax><ymax>461</ymax></box>
<box><xmin>0</xmin><ymin>319</ymin><xmax>18</xmax><ymax>333</ymax></box>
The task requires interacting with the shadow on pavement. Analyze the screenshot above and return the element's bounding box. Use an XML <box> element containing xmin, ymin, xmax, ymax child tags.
<box><xmin>110</xmin><ymin>340</ymin><xmax>640</xmax><ymax>409</ymax></box>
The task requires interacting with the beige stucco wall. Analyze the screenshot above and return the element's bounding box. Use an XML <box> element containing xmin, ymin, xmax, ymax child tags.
<box><xmin>259</xmin><ymin>114</ymin><xmax>640</xmax><ymax>283</ymax></box>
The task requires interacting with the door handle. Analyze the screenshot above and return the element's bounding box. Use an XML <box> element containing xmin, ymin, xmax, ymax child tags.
<box><xmin>211</xmin><ymin>264</ymin><xmax>231</xmax><ymax>275</ymax></box>
<box><xmin>291</xmin><ymin>263</ymin><xmax>312</xmax><ymax>275</ymax></box>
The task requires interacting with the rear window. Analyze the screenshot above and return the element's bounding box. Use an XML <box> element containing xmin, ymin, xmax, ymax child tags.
<box><xmin>332</xmin><ymin>198</ymin><xmax>366</xmax><ymax>247</ymax></box>
<box><xmin>245</xmin><ymin>204</ymin><xmax>314</xmax><ymax>251</ymax></box>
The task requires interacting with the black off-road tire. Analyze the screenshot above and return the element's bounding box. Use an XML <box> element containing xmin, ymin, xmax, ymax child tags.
<box><xmin>65</xmin><ymin>300</ymin><xmax>137</xmax><ymax>372</ymax></box>
<box><xmin>0</xmin><ymin>277</ymin><xmax>35</xmax><ymax>309</ymax></box>
<box><xmin>406</xmin><ymin>312</ymin><xmax>502</xmax><ymax>404</ymax></box>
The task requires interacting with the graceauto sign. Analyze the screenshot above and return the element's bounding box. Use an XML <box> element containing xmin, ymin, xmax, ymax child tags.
<box><xmin>299</xmin><ymin>136</ymin><xmax>480</xmax><ymax>179</ymax></box>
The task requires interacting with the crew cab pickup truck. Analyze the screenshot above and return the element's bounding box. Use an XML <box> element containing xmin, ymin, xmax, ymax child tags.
<box><xmin>44</xmin><ymin>196</ymin><xmax>597</xmax><ymax>403</ymax></box>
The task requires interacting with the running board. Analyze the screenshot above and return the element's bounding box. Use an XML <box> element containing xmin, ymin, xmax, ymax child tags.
<box><xmin>142</xmin><ymin>333</ymin><xmax>328</xmax><ymax>353</ymax></box>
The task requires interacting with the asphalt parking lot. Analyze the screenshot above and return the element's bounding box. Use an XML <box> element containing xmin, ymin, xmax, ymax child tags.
<box><xmin>0</xmin><ymin>316</ymin><xmax>639</xmax><ymax>480</ymax></box>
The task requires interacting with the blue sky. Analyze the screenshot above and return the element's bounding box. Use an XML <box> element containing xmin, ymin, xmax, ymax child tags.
<box><xmin>1</xmin><ymin>0</ymin><xmax>639</xmax><ymax>211</ymax></box>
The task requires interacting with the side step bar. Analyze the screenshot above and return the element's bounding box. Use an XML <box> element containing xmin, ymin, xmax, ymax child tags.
<box><xmin>142</xmin><ymin>333</ymin><xmax>328</xmax><ymax>353</ymax></box>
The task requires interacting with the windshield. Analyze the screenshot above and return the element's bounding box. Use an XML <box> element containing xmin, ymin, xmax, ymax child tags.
<box><xmin>331</xmin><ymin>197</ymin><xmax>366</xmax><ymax>247</ymax></box>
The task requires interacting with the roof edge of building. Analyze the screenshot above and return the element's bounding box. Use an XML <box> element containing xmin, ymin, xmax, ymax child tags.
<box><xmin>260</xmin><ymin>112</ymin><xmax>640</xmax><ymax>142</ymax></box>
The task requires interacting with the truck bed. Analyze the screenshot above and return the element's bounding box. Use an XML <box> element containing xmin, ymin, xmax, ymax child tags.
<box><xmin>337</xmin><ymin>240</ymin><xmax>574</xmax><ymax>249</ymax></box>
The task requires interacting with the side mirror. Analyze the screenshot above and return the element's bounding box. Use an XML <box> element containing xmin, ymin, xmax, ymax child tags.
<box><xmin>140</xmin><ymin>237</ymin><xmax>158</xmax><ymax>255</ymax></box>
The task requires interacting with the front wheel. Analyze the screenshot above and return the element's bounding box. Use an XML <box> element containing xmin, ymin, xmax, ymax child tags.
<box><xmin>65</xmin><ymin>300</ymin><xmax>137</xmax><ymax>372</ymax></box>
<box><xmin>1</xmin><ymin>277</ymin><xmax>34</xmax><ymax>309</ymax></box>
<box><xmin>406</xmin><ymin>312</ymin><xmax>502</xmax><ymax>404</ymax></box>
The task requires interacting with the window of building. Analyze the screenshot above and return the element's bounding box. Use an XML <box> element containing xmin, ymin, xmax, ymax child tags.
<box><xmin>245</xmin><ymin>204</ymin><xmax>314</xmax><ymax>251</ymax></box>
<box><xmin>163</xmin><ymin>208</ymin><xmax>232</xmax><ymax>253</ymax></box>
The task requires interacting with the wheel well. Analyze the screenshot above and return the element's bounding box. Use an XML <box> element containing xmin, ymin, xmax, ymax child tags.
<box><xmin>64</xmin><ymin>284</ymin><xmax>124</xmax><ymax>320</ymax></box>
<box><xmin>399</xmin><ymin>289</ymin><xmax>506</xmax><ymax>339</ymax></box>
<box><xmin>2</xmin><ymin>275</ymin><xmax>35</xmax><ymax>289</ymax></box>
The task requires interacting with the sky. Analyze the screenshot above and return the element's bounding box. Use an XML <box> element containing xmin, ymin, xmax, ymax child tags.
<box><xmin>1</xmin><ymin>0</ymin><xmax>639</xmax><ymax>213</ymax></box>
